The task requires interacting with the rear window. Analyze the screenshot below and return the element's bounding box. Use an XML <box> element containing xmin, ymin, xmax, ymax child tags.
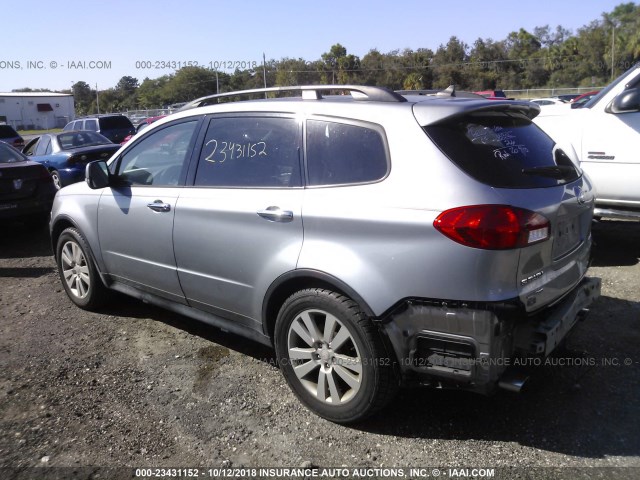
<box><xmin>57</xmin><ymin>131</ymin><xmax>112</xmax><ymax>150</ymax></box>
<box><xmin>424</xmin><ymin>112</ymin><xmax>580</xmax><ymax>188</ymax></box>
<box><xmin>0</xmin><ymin>142</ymin><xmax>25</xmax><ymax>163</ymax></box>
<box><xmin>99</xmin><ymin>116</ymin><xmax>134</xmax><ymax>130</ymax></box>
<box><xmin>0</xmin><ymin>125</ymin><xmax>19</xmax><ymax>139</ymax></box>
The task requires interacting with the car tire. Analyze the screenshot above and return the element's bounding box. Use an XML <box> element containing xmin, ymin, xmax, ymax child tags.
<box><xmin>56</xmin><ymin>227</ymin><xmax>109</xmax><ymax>310</ymax></box>
<box><xmin>50</xmin><ymin>170</ymin><xmax>62</xmax><ymax>190</ymax></box>
<box><xmin>274</xmin><ymin>288</ymin><xmax>398</xmax><ymax>423</ymax></box>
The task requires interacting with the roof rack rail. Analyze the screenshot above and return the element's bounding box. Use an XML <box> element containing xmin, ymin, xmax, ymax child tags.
<box><xmin>179</xmin><ymin>85</ymin><xmax>407</xmax><ymax>111</ymax></box>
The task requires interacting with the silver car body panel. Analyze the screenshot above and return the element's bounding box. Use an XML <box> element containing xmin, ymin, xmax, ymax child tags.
<box><xmin>173</xmin><ymin>187</ymin><xmax>304</xmax><ymax>330</ymax></box>
<box><xmin>50</xmin><ymin>89</ymin><xmax>600</xmax><ymax>392</ymax></box>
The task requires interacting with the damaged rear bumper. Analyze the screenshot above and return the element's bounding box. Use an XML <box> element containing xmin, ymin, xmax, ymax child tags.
<box><xmin>377</xmin><ymin>276</ymin><xmax>601</xmax><ymax>393</ymax></box>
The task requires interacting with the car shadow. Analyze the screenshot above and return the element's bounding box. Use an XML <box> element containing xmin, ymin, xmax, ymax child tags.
<box><xmin>99</xmin><ymin>295</ymin><xmax>277</xmax><ymax>364</ymax></box>
<box><xmin>0</xmin><ymin>220</ymin><xmax>52</xmax><ymax>259</ymax></box>
<box><xmin>354</xmin><ymin>294</ymin><xmax>640</xmax><ymax>459</ymax></box>
<box><xmin>591</xmin><ymin>219</ymin><xmax>640</xmax><ymax>267</ymax></box>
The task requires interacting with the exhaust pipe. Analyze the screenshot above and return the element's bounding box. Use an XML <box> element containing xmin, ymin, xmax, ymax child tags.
<box><xmin>499</xmin><ymin>368</ymin><xmax>529</xmax><ymax>393</ymax></box>
<box><xmin>576</xmin><ymin>308</ymin><xmax>589</xmax><ymax>322</ymax></box>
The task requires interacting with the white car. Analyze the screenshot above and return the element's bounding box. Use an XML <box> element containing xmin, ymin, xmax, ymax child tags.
<box><xmin>534</xmin><ymin>65</ymin><xmax>640</xmax><ymax>220</ymax></box>
<box><xmin>529</xmin><ymin>98</ymin><xmax>569</xmax><ymax>107</ymax></box>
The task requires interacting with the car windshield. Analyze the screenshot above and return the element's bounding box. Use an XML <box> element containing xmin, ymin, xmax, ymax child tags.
<box><xmin>57</xmin><ymin>131</ymin><xmax>112</xmax><ymax>150</ymax></box>
<box><xmin>0</xmin><ymin>143</ymin><xmax>26</xmax><ymax>163</ymax></box>
<box><xmin>583</xmin><ymin>65</ymin><xmax>640</xmax><ymax>108</ymax></box>
<box><xmin>0</xmin><ymin>125</ymin><xmax>19</xmax><ymax>139</ymax></box>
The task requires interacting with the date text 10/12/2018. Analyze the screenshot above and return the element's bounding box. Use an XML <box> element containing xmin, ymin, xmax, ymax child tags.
<box><xmin>135</xmin><ymin>60</ymin><xmax>259</xmax><ymax>71</ymax></box>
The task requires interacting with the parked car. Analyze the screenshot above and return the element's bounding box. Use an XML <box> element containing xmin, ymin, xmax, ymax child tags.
<box><xmin>121</xmin><ymin>115</ymin><xmax>168</xmax><ymax>145</ymax></box>
<box><xmin>50</xmin><ymin>85</ymin><xmax>600</xmax><ymax>423</ymax></box>
<box><xmin>555</xmin><ymin>93</ymin><xmax>581</xmax><ymax>103</ymax></box>
<box><xmin>0</xmin><ymin>124</ymin><xmax>25</xmax><ymax>149</ymax></box>
<box><xmin>570</xmin><ymin>90</ymin><xmax>600</xmax><ymax>109</ymax></box>
<box><xmin>395</xmin><ymin>86</ymin><xmax>486</xmax><ymax>99</ymax></box>
<box><xmin>63</xmin><ymin>115</ymin><xmax>135</xmax><ymax>143</ymax></box>
<box><xmin>0</xmin><ymin>141</ymin><xmax>56</xmax><ymax>222</ymax></box>
<box><xmin>473</xmin><ymin>89</ymin><xmax>511</xmax><ymax>100</ymax></box>
<box><xmin>530</xmin><ymin>97</ymin><xmax>568</xmax><ymax>107</ymax></box>
<box><xmin>23</xmin><ymin>131</ymin><xmax>120</xmax><ymax>189</ymax></box>
<box><xmin>535</xmin><ymin>65</ymin><xmax>640</xmax><ymax>219</ymax></box>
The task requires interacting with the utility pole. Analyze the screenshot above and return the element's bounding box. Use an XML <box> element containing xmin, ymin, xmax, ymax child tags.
<box><xmin>611</xmin><ymin>25</ymin><xmax>615</xmax><ymax>80</ymax></box>
<box><xmin>263</xmin><ymin>53</ymin><xmax>267</xmax><ymax>98</ymax></box>
<box><xmin>96</xmin><ymin>83</ymin><xmax>100</xmax><ymax>114</ymax></box>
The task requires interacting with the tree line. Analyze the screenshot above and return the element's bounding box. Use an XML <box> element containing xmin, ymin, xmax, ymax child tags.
<box><xmin>17</xmin><ymin>2</ymin><xmax>640</xmax><ymax>115</ymax></box>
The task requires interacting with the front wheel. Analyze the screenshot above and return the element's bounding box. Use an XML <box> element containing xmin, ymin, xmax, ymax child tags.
<box><xmin>274</xmin><ymin>289</ymin><xmax>398</xmax><ymax>423</ymax></box>
<box><xmin>56</xmin><ymin>227</ymin><xmax>109</xmax><ymax>310</ymax></box>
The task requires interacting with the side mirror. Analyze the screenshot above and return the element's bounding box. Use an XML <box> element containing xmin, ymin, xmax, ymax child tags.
<box><xmin>607</xmin><ymin>87</ymin><xmax>640</xmax><ymax>114</ymax></box>
<box><xmin>86</xmin><ymin>160</ymin><xmax>110</xmax><ymax>189</ymax></box>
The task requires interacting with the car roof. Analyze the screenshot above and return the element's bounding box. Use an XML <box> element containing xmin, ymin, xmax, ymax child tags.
<box><xmin>162</xmin><ymin>85</ymin><xmax>540</xmax><ymax>128</ymax></box>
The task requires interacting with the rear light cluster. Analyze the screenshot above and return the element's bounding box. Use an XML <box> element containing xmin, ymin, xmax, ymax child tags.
<box><xmin>434</xmin><ymin>205</ymin><xmax>550</xmax><ymax>250</ymax></box>
<box><xmin>13</xmin><ymin>139</ymin><xmax>25</xmax><ymax>148</ymax></box>
<box><xmin>67</xmin><ymin>154</ymin><xmax>90</xmax><ymax>166</ymax></box>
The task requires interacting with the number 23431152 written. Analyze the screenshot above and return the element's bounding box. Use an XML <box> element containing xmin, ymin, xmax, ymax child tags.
<box><xmin>203</xmin><ymin>139</ymin><xmax>267</xmax><ymax>163</ymax></box>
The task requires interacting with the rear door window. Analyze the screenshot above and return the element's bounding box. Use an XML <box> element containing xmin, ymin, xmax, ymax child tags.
<box><xmin>424</xmin><ymin>112</ymin><xmax>580</xmax><ymax>188</ymax></box>
<box><xmin>34</xmin><ymin>136</ymin><xmax>51</xmax><ymax>156</ymax></box>
<box><xmin>84</xmin><ymin>119</ymin><xmax>98</xmax><ymax>131</ymax></box>
<box><xmin>195</xmin><ymin>116</ymin><xmax>302</xmax><ymax>188</ymax></box>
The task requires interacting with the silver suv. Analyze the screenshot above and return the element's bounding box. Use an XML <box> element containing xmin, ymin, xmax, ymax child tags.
<box><xmin>50</xmin><ymin>85</ymin><xmax>601</xmax><ymax>423</ymax></box>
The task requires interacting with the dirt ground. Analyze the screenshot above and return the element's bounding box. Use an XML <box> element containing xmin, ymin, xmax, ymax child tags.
<box><xmin>0</xmin><ymin>219</ymin><xmax>639</xmax><ymax>479</ymax></box>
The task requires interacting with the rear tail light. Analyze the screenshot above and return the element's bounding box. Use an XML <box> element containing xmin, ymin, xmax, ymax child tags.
<box><xmin>13</xmin><ymin>139</ymin><xmax>24</xmax><ymax>148</ymax></box>
<box><xmin>434</xmin><ymin>205</ymin><xmax>550</xmax><ymax>250</ymax></box>
<box><xmin>67</xmin><ymin>154</ymin><xmax>88</xmax><ymax>166</ymax></box>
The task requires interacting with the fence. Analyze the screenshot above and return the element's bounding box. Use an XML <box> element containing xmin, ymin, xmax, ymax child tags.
<box><xmin>504</xmin><ymin>87</ymin><xmax>604</xmax><ymax>99</ymax></box>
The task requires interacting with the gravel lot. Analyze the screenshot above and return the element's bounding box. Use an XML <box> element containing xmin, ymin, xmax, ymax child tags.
<box><xmin>1</xmin><ymin>219</ymin><xmax>639</xmax><ymax>479</ymax></box>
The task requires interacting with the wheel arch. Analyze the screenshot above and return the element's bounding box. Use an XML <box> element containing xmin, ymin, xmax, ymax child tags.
<box><xmin>51</xmin><ymin>217</ymin><xmax>109</xmax><ymax>288</ymax></box>
<box><xmin>262</xmin><ymin>269</ymin><xmax>376</xmax><ymax>341</ymax></box>
<box><xmin>50</xmin><ymin>215</ymin><xmax>80</xmax><ymax>261</ymax></box>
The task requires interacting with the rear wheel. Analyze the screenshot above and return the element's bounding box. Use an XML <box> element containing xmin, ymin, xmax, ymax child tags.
<box><xmin>50</xmin><ymin>170</ymin><xmax>62</xmax><ymax>190</ymax></box>
<box><xmin>274</xmin><ymin>289</ymin><xmax>397</xmax><ymax>423</ymax></box>
<box><xmin>56</xmin><ymin>227</ymin><xmax>108</xmax><ymax>310</ymax></box>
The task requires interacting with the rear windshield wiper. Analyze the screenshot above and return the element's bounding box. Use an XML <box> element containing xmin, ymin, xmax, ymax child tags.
<box><xmin>521</xmin><ymin>165</ymin><xmax>576</xmax><ymax>179</ymax></box>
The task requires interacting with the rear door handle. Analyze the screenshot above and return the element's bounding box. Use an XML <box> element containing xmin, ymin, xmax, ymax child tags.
<box><xmin>257</xmin><ymin>206</ymin><xmax>293</xmax><ymax>222</ymax></box>
<box><xmin>147</xmin><ymin>200</ymin><xmax>171</xmax><ymax>212</ymax></box>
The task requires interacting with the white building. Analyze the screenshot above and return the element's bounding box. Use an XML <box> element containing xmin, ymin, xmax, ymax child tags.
<box><xmin>0</xmin><ymin>92</ymin><xmax>74</xmax><ymax>130</ymax></box>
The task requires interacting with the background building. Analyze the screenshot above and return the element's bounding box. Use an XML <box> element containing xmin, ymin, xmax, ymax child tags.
<box><xmin>0</xmin><ymin>92</ymin><xmax>74</xmax><ymax>130</ymax></box>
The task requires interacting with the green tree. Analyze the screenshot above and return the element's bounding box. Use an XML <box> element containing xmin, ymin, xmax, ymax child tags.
<box><xmin>432</xmin><ymin>37</ymin><xmax>469</xmax><ymax>89</ymax></box>
<box><xmin>71</xmin><ymin>81</ymin><xmax>93</xmax><ymax>115</ymax></box>
<box><xmin>320</xmin><ymin>43</ymin><xmax>360</xmax><ymax>84</ymax></box>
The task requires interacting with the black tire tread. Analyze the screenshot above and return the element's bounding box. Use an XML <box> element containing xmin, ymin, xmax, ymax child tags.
<box><xmin>276</xmin><ymin>288</ymin><xmax>398</xmax><ymax>423</ymax></box>
<box><xmin>56</xmin><ymin>227</ymin><xmax>110</xmax><ymax>311</ymax></box>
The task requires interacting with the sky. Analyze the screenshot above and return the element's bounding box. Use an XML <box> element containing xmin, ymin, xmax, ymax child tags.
<box><xmin>0</xmin><ymin>0</ymin><xmax>627</xmax><ymax>92</ymax></box>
